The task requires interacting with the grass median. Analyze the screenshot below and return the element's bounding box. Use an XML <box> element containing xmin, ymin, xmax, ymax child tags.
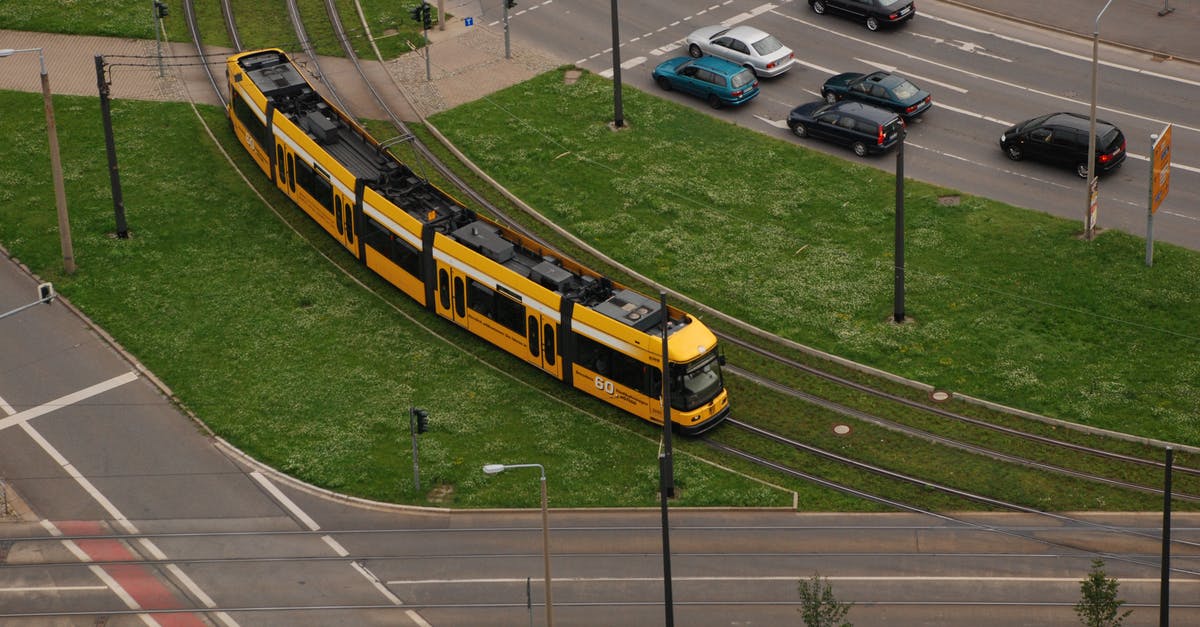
<box><xmin>1</xmin><ymin>63</ymin><xmax>1196</xmax><ymax>510</ymax></box>
<box><xmin>429</xmin><ymin>68</ymin><xmax>1200</xmax><ymax>447</ymax></box>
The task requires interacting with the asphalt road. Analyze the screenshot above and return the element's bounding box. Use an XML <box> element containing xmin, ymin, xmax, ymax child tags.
<box><xmin>4</xmin><ymin>249</ymin><xmax>1200</xmax><ymax>624</ymax></box>
<box><xmin>508</xmin><ymin>0</ymin><xmax>1200</xmax><ymax>250</ymax></box>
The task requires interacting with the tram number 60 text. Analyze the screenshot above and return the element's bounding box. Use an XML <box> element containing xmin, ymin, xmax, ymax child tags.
<box><xmin>594</xmin><ymin>376</ymin><xmax>616</xmax><ymax>396</ymax></box>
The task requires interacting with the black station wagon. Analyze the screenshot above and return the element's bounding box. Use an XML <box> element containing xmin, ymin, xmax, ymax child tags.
<box><xmin>787</xmin><ymin>100</ymin><xmax>906</xmax><ymax>157</ymax></box>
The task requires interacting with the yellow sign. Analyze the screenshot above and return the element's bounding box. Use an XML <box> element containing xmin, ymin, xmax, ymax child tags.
<box><xmin>1151</xmin><ymin>124</ymin><xmax>1172</xmax><ymax>214</ymax></box>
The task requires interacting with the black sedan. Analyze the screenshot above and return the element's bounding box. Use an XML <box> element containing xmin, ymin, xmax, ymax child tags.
<box><xmin>822</xmin><ymin>71</ymin><xmax>932</xmax><ymax>119</ymax></box>
<box><xmin>810</xmin><ymin>0</ymin><xmax>916</xmax><ymax>31</ymax></box>
<box><xmin>787</xmin><ymin>100</ymin><xmax>906</xmax><ymax>157</ymax></box>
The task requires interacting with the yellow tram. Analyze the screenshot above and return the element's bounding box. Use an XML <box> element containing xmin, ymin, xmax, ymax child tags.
<box><xmin>225</xmin><ymin>49</ymin><xmax>729</xmax><ymax>433</ymax></box>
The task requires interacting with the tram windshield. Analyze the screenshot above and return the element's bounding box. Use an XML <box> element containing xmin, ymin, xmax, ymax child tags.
<box><xmin>672</xmin><ymin>352</ymin><xmax>724</xmax><ymax>411</ymax></box>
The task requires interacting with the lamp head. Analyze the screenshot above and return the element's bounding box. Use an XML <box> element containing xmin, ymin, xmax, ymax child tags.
<box><xmin>482</xmin><ymin>464</ymin><xmax>506</xmax><ymax>475</ymax></box>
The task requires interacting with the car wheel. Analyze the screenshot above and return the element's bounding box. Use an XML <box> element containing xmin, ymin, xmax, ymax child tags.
<box><xmin>1076</xmin><ymin>163</ymin><xmax>1089</xmax><ymax>179</ymax></box>
<box><xmin>655</xmin><ymin>75</ymin><xmax>672</xmax><ymax>91</ymax></box>
<box><xmin>1004</xmin><ymin>145</ymin><xmax>1022</xmax><ymax>161</ymax></box>
<box><xmin>866</xmin><ymin>16</ymin><xmax>881</xmax><ymax>31</ymax></box>
<box><xmin>791</xmin><ymin>123</ymin><xmax>808</xmax><ymax>138</ymax></box>
<box><xmin>688</xmin><ymin>44</ymin><xmax>703</xmax><ymax>59</ymax></box>
<box><xmin>813</xmin><ymin>0</ymin><xmax>827</xmax><ymax>15</ymax></box>
<box><xmin>852</xmin><ymin>141</ymin><xmax>868</xmax><ymax>157</ymax></box>
<box><xmin>823</xmin><ymin>91</ymin><xmax>838</xmax><ymax>105</ymax></box>
<box><xmin>707</xmin><ymin>94</ymin><xmax>723</xmax><ymax>109</ymax></box>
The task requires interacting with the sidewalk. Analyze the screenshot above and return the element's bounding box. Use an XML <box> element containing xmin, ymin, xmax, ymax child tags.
<box><xmin>946</xmin><ymin>0</ymin><xmax>1200</xmax><ymax>63</ymax></box>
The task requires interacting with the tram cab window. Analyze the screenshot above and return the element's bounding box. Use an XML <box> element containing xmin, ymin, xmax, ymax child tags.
<box><xmin>671</xmin><ymin>354</ymin><xmax>723</xmax><ymax>411</ymax></box>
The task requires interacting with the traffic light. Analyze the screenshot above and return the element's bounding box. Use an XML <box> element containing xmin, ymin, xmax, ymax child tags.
<box><xmin>409</xmin><ymin>3</ymin><xmax>423</xmax><ymax>23</ymax></box>
<box><xmin>153</xmin><ymin>1</ymin><xmax>169</xmax><ymax>18</ymax></box>
<box><xmin>506</xmin><ymin>0</ymin><xmax>517</xmax><ymax>7</ymax></box>
<box><xmin>412</xmin><ymin>407</ymin><xmax>429</xmax><ymax>434</ymax></box>
<box><xmin>421</xmin><ymin>3</ymin><xmax>433</xmax><ymax>29</ymax></box>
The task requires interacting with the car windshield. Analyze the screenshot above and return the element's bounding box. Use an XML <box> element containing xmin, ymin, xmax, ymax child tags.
<box><xmin>1020</xmin><ymin>114</ymin><xmax>1055</xmax><ymax>133</ymax></box>
<box><xmin>730</xmin><ymin>70</ymin><xmax>755</xmax><ymax>88</ymax></box>
<box><xmin>673</xmin><ymin>352</ymin><xmax>724</xmax><ymax>411</ymax></box>
<box><xmin>752</xmin><ymin>35</ymin><xmax>784</xmax><ymax>55</ymax></box>
<box><xmin>891</xmin><ymin>80</ymin><xmax>919</xmax><ymax>100</ymax></box>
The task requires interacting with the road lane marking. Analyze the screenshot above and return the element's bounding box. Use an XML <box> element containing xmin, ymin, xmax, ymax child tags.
<box><xmin>249</xmin><ymin>471</ymin><xmax>431</xmax><ymax>624</ymax></box>
<box><xmin>0</xmin><ymin>371</ymin><xmax>138</xmax><ymax>433</ymax></box>
<box><xmin>3</xmin><ymin>380</ymin><xmax>236</xmax><ymax>626</ymax></box>
<box><xmin>773</xmin><ymin>9</ymin><xmax>1200</xmax><ymax>136</ymax></box>
<box><xmin>388</xmin><ymin>574</ymin><xmax>1200</xmax><ymax>585</ymax></box>
<box><xmin>919</xmin><ymin>11</ymin><xmax>1200</xmax><ymax>88</ymax></box>
<box><xmin>0</xmin><ymin>585</ymin><xmax>109</xmax><ymax>593</ymax></box>
<box><xmin>910</xmin><ymin>32</ymin><xmax>1012</xmax><ymax>62</ymax></box>
<box><xmin>249</xmin><ymin>471</ymin><xmax>321</xmax><ymax>531</ymax></box>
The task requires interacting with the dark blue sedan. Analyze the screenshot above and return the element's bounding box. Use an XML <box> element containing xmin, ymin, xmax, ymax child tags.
<box><xmin>653</xmin><ymin>56</ymin><xmax>760</xmax><ymax>109</ymax></box>
<box><xmin>822</xmin><ymin>71</ymin><xmax>932</xmax><ymax>119</ymax></box>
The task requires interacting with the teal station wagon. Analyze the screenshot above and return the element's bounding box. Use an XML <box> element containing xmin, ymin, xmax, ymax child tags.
<box><xmin>652</xmin><ymin>56</ymin><xmax>760</xmax><ymax>109</ymax></box>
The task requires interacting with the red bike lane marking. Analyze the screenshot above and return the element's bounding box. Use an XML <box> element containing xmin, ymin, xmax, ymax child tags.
<box><xmin>57</xmin><ymin>520</ymin><xmax>209</xmax><ymax>627</ymax></box>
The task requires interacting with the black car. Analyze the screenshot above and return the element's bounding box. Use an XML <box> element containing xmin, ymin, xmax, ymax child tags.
<box><xmin>822</xmin><ymin>71</ymin><xmax>932</xmax><ymax>119</ymax></box>
<box><xmin>809</xmin><ymin>0</ymin><xmax>916</xmax><ymax>31</ymax></box>
<box><xmin>1000</xmin><ymin>112</ymin><xmax>1126</xmax><ymax>178</ymax></box>
<box><xmin>787</xmin><ymin>100</ymin><xmax>906</xmax><ymax>157</ymax></box>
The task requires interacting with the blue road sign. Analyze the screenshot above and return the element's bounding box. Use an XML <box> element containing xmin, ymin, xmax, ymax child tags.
<box><xmin>465</xmin><ymin>17</ymin><xmax>474</xmax><ymax>26</ymax></box>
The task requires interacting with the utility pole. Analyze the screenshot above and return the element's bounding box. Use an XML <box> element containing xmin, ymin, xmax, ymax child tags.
<box><xmin>95</xmin><ymin>55</ymin><xmax>129</xmax><ymax>239</ymax></box>
<box><xmin>893</xmin><ymin>137</ymin><xmax>905</xmax><ymax>323</ymax></box>
<box><xmin>610</xmin><ymin>0</ymin><xmax>624</xmax><ymax>128</ymax></box>
<box><xmin>0</xmin><ymin>48</ymin><xmax>75</xmax><ymax>273</ymax></box>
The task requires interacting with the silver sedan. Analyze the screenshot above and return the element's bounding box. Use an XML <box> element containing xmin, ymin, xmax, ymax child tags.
<box><xmin>685</xmin><ymin>25</ymin><xmax>796</xmax><ymax>78</ymax></box>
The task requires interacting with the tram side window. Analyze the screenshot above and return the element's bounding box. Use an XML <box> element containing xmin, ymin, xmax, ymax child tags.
<box><xmin>361</xmin><ymin>218</ymin><xmax>420</xmax><ymax>276</ymax></box>
<box><xmin>494</xmin><ymin>293</ymin><xmax>524</xmax><ymax>336</ymax></box>
<box><xmin>467</xmin><ymin>280</ymin><xmax>494</xmax><ymax>317</ymax></box>
<box><xmin>574</xmin><ymin>334</ymin><xmax>651</xmax><ymax>394</ymax></box>
<box><xmin>466</xmin><ymin>280</ymin><xmax>525</xmax><ymax>337</ymax></box>
<box><xmin>233</xmin><ymin>95</ymin><xmax>269</xmax><ymax>150</ymax></box>
<box><xmin>293</xmin><ymin>159</ymin><xmax>334</xmax><ymax>214</ymax></box>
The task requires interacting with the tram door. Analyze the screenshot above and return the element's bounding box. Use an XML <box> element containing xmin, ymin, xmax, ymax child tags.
<box><xmin>332</xmin><ymin>193</ymin><xmax>356</xmax><ymax>254</ymax></box>
<box><xmin>433</xmin><ymin>263</ymin><xmax>469</xmax><ymax>328</ymax></box>
<box><xmin>524</xmin><ymin>313</ymin><xmax>560</xmax><ymax>379</ymax></box>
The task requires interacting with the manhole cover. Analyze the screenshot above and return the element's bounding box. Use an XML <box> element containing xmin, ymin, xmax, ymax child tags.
<box><xmin>937</xmin><ymin>195</ymin><xmax>960</xmax><ymax>206</ymax></box>
<box><xmin>833</xmin><ymin>424</ymin><xmax>851</xmax><ymax>435</ymax></box>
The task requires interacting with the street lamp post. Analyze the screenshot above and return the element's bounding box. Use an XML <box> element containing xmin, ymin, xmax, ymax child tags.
<box><xmin>0</xmin><ymin>48</ymin><xmax>75</xmax><ymax>274</ymax></box>
<box><xmin>1086</xmin><ymin>0</ymin><xmax>1115</xmax><ymax>241</ymax></box>
<box><xmin>483</xmin><ymin>463</ymin><xmax>552</xmax><ymax>627</ymax></box>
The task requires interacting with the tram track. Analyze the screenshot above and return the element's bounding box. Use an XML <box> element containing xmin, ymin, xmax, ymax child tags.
<box><xmin>707</xmin><ymin>417</ymin><xmax>1200</xmax><ymax>572</ymax></box>
<box><xmin>713</xmin><ymin>325</ymin><xmax>1200</xmax><ymax>504</ymax></box>
<box><xmin>179</xmin><ymin>2</ymin><xmax>1200</xmax><ymax>516</ymax></box>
